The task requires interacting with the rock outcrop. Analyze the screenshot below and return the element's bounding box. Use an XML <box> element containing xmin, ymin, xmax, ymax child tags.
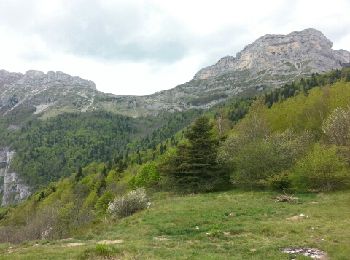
<box><xmin>0</xmin><ymin>148</ymin><xmax>31</xmax><ymax>206</ymax></box>
<box><xmin>194</xmin><ymin>28</ymin><xmax>350</xmax><ymax>80</ymax></box>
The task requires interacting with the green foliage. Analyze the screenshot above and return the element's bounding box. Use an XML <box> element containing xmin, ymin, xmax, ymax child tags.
<box><xmin>229</xmin><ymin>139</ymin><xmax>294</xmax><ymax>188</ymax></box>
<box><xmin>291</xmin><ymin>144</ymin><xmax>350</xmax><ymax>191</ymax></box>
<box><xmin>264</xmin><ymin>68</ymin><xmax>350</xmax><ymax>106</ymax></box>
<box><xmin>95</xmin><ymin>191</ymin><xmax>114</xmax><ymax>214</ymax></box>
<box><xmin>0</xmin><ymin>162</ymin><xmax>123</xmax><ymax>242</ymax></box>
<box><xmin>220</xmin><ymin>127</ymin><xmax>311</xmax><ymax>188</ymax></box>
<box><xmin>130</xmin><ymin>162</ymin><xmax>160</xmax><ymax>188</ymax></box>
<box><xmin>11</xmin><ymin>112</ymin><xmax>137</xmax><ymax>187</ymax></box>
<box><xmin>79</xmin><ymin>244</ymin><xmax>121</xmax><ymax>259</ymax></box>
<box><xmin>161</xmin><ymin>116</ymin><xmax>229</xmax><ymax>192</ymax></box>
<box><xmin>267</xmin><ymin>172</ymin><xmax>292</xmax><ymax>191</ymax></box>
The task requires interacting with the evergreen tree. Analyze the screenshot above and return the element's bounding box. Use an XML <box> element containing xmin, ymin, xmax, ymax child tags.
<box><xmin>161</xmin><ymin>116</ymin><xmax>228</xmax><ymax>192</ymax></box>
<box><xmin>75</xmin><ymin>166</ymin><xmax>83</xmax><ymax>181</ymax></box>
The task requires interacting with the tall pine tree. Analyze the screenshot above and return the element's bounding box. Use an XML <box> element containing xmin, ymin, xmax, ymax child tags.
<box><xmin>161</xmin><ymin>116</ymin><xmax>228</xmax><ymax>192</ymax></box>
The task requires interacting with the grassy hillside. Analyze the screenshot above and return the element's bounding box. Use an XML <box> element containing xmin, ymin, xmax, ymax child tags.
<box><xmin>0</xmin><ymin>190</ymin><xmax>349</xmax><ymax>259</ymax></box>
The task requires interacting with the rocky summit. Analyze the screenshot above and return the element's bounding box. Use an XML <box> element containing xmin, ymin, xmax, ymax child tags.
<box><xmin>194</xmin><ymin>28</ymin><xmax>350</xmax><ymax>80</ymax></box>
<box><xmin>0</xmin><ymin>28</ymin><xmax>349</xmax><ymax>119</ymax></box>
<box><xmin>0</xmin><ymin>70</ymin><xmax>97</xmax><ymax>119</ymax></box>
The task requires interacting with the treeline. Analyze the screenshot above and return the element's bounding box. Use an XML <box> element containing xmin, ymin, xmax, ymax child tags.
<box><xmin>264</xmin><ymin>69</ymin><xmax>350</xmax><ymax>106</ymax></box>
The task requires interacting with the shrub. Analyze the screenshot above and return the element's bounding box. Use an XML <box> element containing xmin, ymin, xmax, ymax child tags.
<box><xmin>107</xmin><ymin>188</ymin><xmax>149</xmax><ymax>218</ymax></box>
<box><xmin>130</xmin><ymin>162</ymin><xmax>160</xmax><ymax>188</ymax></box>
<box><xmin>268</xmin><ymin>172</ymin><xmax>292</xmax><ymax>191</ymax></box>
<box><xmin>95</xmin><ymin>191</ymin><xmax>114</xmax><ymax>214</ymax></box>
<box><xmin>322</xmin><ymin>106</ymin><xmax>350</xmax><ymax>146</ymax></box>
<box><xmin>291</xmin><ymin>144</ymin><xmax>350</xmax><ymax>191</ymax></box>
<box><xmin>226</xmin><ymin>130</ymin><xmax>311</xmax><ymax>188</ymax></box>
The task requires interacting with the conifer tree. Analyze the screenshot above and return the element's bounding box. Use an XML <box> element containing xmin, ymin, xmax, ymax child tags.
<box><xmin>161</xmin><ymin>116</ymin><xmax>228</xmax><ymax>192</ymax></box>
<box><xmin>75</xmin><ymin>166</ymin><xmax>83</xmax><ymax>181</ymax></box>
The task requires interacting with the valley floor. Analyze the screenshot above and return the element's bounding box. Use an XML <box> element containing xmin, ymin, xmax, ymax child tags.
<box><xmin>0</xmin><ymin>190</ymin><xmax>349</xmax><ymax>259</ymax></box>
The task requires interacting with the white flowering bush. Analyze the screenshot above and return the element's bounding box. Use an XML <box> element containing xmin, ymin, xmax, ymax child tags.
<box><xmin>107</xmin><ymin>188</ymin><xmax>149</xmax><ymax>218</ymax></box>
<box><xmin>322</xmin><ymin>107</ymin><xmax>350</xmax><ymax>146</ymax></box>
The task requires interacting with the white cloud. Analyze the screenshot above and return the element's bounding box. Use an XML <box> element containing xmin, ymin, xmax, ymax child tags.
<box><xmin>0</xmin><ymin>0</ymin><xmax>349</xmax><ymax>95</ymax></box>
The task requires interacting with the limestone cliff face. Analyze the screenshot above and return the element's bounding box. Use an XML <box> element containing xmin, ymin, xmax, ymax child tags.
<box><xmin>0</xmin><ymin>148</ymin><xmax>31</xmax><ymax>206</ymax></box>
<box><xmin>194</xmin><ymin>28</ymin><xmax>350</xmax><ymax>80</ymax></box>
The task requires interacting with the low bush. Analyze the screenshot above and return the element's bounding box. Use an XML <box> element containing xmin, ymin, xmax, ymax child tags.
<box><xmin>107</xmin><ymin>188</ymin><xmax>149</xmax><ymax>218</ymax></box>
<box><xmin>268</xmin><ymin>172</ymin><xmax>292</xmax><ymax>191</ymax></box>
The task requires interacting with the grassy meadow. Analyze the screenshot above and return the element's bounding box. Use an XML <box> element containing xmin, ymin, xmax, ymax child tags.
<box><xmin>1</xmin><ymin>190</ymin><xmax>349</xmax><ymax>259</ymax></box>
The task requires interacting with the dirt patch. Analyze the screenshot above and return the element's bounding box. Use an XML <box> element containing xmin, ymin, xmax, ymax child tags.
<box><xmin>286</xmin><ymin>213</ymin><xmax>308</xmax><ymax>221</ymax></box>
<box><xmin>283</xmin><ymin>247</ymin><xmax>328</xmax><ymax>259</ymax></box>
<box><xmin>64</xmin><ymin>242</ymin><xmax>85</xmax><ymax>247</ymax></box>
<box><xmin>153</xmin><ymin>236</ymin><xmax>170</xmax><ymax>241</ymax></box>
<box><xmin>97</xmin><ymin>240</ymin><xmax>124</xmax><ymax>245</ymax></box>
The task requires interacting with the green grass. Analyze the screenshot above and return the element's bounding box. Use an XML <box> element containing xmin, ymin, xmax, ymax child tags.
<box><xmin>1</xmin><ymin>190</ymin><xmax>350</xmax><ymax>259</ymax></box>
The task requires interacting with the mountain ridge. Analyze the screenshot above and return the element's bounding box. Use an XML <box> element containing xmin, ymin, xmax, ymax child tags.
<box><xmin>0</xmin><ymin>28</ymin><xmax>349</xmax><ymax>120</ymax></box>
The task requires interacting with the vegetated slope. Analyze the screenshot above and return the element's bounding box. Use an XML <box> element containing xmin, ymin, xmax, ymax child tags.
<box><xmin>7</xmin><ymin>109</ymin><xmax>201</xmax><ymax>188</ymax></box>
<box><xmin>1</xmin><ymin>69</ymin><xmax>350</xmax><ymax>244</ymax></box>
<box><xmin>1</xmin><ymin>68</ymin><xmax>349</xmax><ymax>205</ymax></box>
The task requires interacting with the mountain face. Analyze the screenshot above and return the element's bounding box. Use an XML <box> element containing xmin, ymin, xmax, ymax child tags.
<box><xmin>0</xmin><ymin>70</ymin><xmax>98</xmax><ymax>120</ymax></box>
<box><xmin>0</xmin><ymin>28</ymin><xmax>349</xmax><ymax>121</ymax></box>
<box><xmin>112</xmin><ymin>28</ymin><xmax>350</xmax><ymax>116</ymax></box>
<box><xmin>194</xmin><ymin>28</ymin><xmax>350</xmax><ymax>80</ymax></box>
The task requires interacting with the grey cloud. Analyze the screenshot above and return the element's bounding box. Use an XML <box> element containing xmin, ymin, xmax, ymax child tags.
<box><xmin>0</xmin><ymin>0</ymin><xmax>190</xmax><ymax>63</ymax></box>
<box><xmin>1</xmin><ymin>0</ymin><xmax>346</xmax><ymax>66</ymax></box>
<box><xmin>0</xmin><ymin>0</ymin><xmax>272</xmax><ymax>65</ymax></box>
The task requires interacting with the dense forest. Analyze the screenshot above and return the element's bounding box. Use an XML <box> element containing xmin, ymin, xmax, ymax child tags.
<box><xmin>3</xmin><ymin>109</ymin><xmax>201</xmax><ymax>188</ymax></box>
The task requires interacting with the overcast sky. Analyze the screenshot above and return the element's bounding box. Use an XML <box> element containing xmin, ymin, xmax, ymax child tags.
<box><xmin>0</xmin><ymin>0</ymin><xmax>349</xmax><ymax>95</ymax></box>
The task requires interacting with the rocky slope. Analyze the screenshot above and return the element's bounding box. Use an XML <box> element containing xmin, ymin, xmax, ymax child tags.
<box><xmin>0</xmin><ymin>28</ymin><xmax>349</xmax><ymax>120</ymax></box>
<box><xmin>0</xmin><ymin>148</ymin><xmax>30</xmax><ymax>206</ymax></box>
<box><xmin>0</xmin><ymin>70</ymin><xmax>98</xmax><ymax>121</ymax></box>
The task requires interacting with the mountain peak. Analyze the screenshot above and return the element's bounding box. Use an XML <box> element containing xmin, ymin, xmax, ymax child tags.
<box><xmin>194</xmin><ymin>28</ymin><xmax>348</xmax><ymax>80</ymax></box>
